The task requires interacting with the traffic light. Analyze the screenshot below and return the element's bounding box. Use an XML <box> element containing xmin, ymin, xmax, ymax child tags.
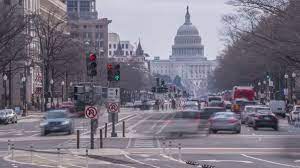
<box><xmin>87</xmin><ymin>53</ymin><xmax>97</xmax><ymax>77</ymax></box>
<box><xmin>161</xmin><ymin>80</ymin><xmax>165</xmax><ymax>86</ymax></box>
<box><xmin>151</xmin><ymin>87</ymin><xmax>156</xmax><ymax>93</ymax></box>
<box><xmin>107</xmin><ymin>63</ymin><xmax>113</xmax><ymax>81</ymax></box>
<box><xmin>114</xmin><ymin>64</ymin><xmax>120</xmax><ymax>81</ymax></box>
<box><xmin>156</xmin><ymin>78</ymin><xmax>160</xmax><ymax>86</ymax></box>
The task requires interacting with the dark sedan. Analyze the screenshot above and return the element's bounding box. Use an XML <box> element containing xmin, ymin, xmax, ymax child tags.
<box><xmin>40</xmin><ymin>109</ymin><xmax>74</xmax><ymax>136</ymax></box>
<box><xmin>248</xmin><ymin>110</ymin><xmax>278</xmax><ymax>130</ymax></box>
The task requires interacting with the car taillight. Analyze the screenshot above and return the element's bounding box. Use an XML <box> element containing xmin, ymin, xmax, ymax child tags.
<box><xmin>255</xmin><ymin>115</ymin><xmax>263</xmax><ymax>120</ymax></box>
<box><xmin>228</xmin><ymin>119</ymin><xmax>238</xmax><ymax>123</ymax></box>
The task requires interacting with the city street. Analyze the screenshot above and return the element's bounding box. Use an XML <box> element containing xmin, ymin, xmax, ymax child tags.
<box><xmin>0</xmin><ymin>108</ymin><xmax>300</xmax><ymax>167</ymax></box>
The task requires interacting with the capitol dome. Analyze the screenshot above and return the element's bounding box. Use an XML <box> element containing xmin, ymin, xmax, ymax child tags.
<box><xmin>171</xmin><ymin>6</ymin><xmax>204</xmax><ymax>60</ymax></box>
<box><xmin>174</xmin><ymin>6</ymin><xmax>202</xmax><ymax>45</ymax></box>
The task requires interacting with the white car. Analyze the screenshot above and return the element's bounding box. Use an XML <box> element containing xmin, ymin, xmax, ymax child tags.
<box><xmin>290</xmin><ymin>105</ymin><xmax>300</xmax><ymax>121</ymax></box>
<box><xmin>241</xmin><ymin>105</ymin><xmax>270</xmax><ymax>124</ymax></box>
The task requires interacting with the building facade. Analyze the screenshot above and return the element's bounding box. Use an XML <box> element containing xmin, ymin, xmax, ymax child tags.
<box><xmin>108</xmin><ymin>33</ymin><xmax>135</xmax><ymax>57</ymax></box>
<box><xmin>67</xmin><ymin>0</ymin><xmax>97</xmax><ymax>20</ymax></box>
<box><xmin>150</xmin><ymin>7</ymin><xmax>215</xmax><ymax>96</ymax></box>
<box><xmin>0</xmin><ymin>0</ymin><xmax>67</xmax><ymax>108</ymax></box>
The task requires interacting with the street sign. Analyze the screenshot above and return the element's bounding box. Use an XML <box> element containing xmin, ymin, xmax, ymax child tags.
<box><xmin>269</xmin><ymin>81</ymin><xmax>274</xmax><ymax>87</ymax></box>
<box><xmin>107</xmin><ymin>88</ymin><xmax>120</xmax><ymax>101</ymax></box>
<box><xmin>107</xmin><ymin>102</ymin><xmax>120</xmax><ymax>113</ymax></box>
<box><xmin>85</xmin><ymin>106</ymin><xmax>98</xmax><ymax>119</ymax></box>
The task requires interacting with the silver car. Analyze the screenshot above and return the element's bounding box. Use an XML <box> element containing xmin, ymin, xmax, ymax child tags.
<box><xmin>0</xmin><ymin>109</ymin><xmax>18</xmax><ymax>124</ymax></box>
<box><xmin>209</xmin><ymin>112</ymin><xmax>241</xmax><ymax>134</ymax></box>
<box><xmin>40</xmin><ymin>110</ymin><xmax>74</xmax><ymax>136</ymax></box>
<box><xmin>242</xmin><ymin>105</ymin><xmax>270</xmax><ymax>125</ymax></box>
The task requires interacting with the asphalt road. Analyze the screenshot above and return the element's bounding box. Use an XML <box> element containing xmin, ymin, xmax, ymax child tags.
<box><xmin>0</xmin><ymin>108</ymin><xmax>300</xmax><ymax>168</ymax></box>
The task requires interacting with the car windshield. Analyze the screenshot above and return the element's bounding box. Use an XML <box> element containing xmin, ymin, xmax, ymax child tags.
<box><xmin>46</xmin><ymin>112</ymin><xmax>67</xmax><ymax>119</ymax></box>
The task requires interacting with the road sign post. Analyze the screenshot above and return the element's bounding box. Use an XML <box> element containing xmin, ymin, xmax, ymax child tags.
<box><xmin>85</xmin><ymin>106</ymin><xmax>98</xmax><ymax>149</ymax></box>
<box><xmin>107</xmin><ymin>87</ymin><xmax>120</xmax><ymax>137</ymax></box>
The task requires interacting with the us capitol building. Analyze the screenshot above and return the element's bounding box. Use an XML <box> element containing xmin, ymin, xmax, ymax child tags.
<box><xmin>150</xmin><ymin>6</ymin><xmax>218</xmax><ymax>96</ymax></box>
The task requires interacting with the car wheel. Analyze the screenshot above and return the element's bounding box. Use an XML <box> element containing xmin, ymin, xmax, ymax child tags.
<box><xmin>41</xmin><ymin>129</ymin><xmax>48</xmax><ymax>136</ymax></box>
<box><xmin>253</xmin><ymin>125</ymin><xmax>258</xmax><ymax>130</ymax></box>
<box><xmin>212</xmin><ymin>130</ymin><xmax>218</xmax><ymax>134</ymax></box>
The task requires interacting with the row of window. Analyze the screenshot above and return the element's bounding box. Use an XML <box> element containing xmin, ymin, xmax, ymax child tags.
<box><xmin>173</xmin><ymin>48</ymin><xmax>202</xmax><ymax>55</ymax></box>
<box><xmin>67</xmin><ymin>1</ymin><xmax>90</xmax><ymax>12</ymax></box>
<box><xmin>109</xmin><ymin>43</ymin><xmax>129</xmax><ymax>49</ymax></box>
<box><xmin>109</xmin><ymin>51</ymin><xmax>133</xmax><ymax>56</ymax></box>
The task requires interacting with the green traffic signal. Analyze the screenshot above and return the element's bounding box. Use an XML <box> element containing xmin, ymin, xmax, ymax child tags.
<box><xmin>114</xmin><ymin>75</ymin><xmax>120</xmax><ymax>81</ymax></box>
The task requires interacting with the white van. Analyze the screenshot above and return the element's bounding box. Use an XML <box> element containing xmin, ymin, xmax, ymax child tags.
<box><xmin>269</xmin><ymin>100</ymin><xmax>286</xmax><ymax>117</ymax></box>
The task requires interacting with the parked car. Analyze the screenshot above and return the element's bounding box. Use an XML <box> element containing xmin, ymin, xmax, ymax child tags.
<box><xmin>209</xmin><ymin>112</ymin><xmax>241</xmax><ymax>134</ymax></box>
<box><xmin>289</xmin><ymin>105</ymin><xmax>300</xmax><ymax>122</ymax></box>
<box><xmin>163</xmin><ymin>110</ymin><xmax>201</xmax><ymax>135</ymax></box>
<box><xmin>40</xmin><ymin>109</ymin><xmax>74</xmax><ymax>136</ymax></box>
<box><xmin>241</xmin><ymin>105</ymin><xmax>270</xmax><ymax>124</ymax></box>
<box><xmin>269</xmin><ymin>100</ymin><xmax>286</xmax><ymax>118</ymax></box>
<box><xmin>247</xmin><ymin>110</ymin><xmax>278</xmax><ymax>130</ymax></box>
<box><xmin>0</xmin><ymin>109</ymin><xmax>18</xmax><ymax>124</ymax></box>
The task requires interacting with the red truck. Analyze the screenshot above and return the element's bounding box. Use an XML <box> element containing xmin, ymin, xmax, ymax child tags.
<box><xmin>231</xmin><ymin>86</ymin><xmax>256</xmax><ymax>113</ymax></box>
<box><xmin>232</xmin><ymin>86</ymin><xmax>255</xmax><ymax>101</ymax></box>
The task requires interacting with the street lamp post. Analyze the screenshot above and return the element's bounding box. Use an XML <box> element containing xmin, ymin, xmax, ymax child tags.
<box><xmin>292</xmin><ymin>72</ymin><xmax>296</xmax><ymax>104</ymax></box>
<box><xmin>61</xmin><ymin>81</ymin><xmax>65</xmax><ymax>102</ymax></box>
<box><xmin>3</xmin><ymin>74</ymin><xmax>7</xmax><ymax>108</ymax></box>
<box><xmin>21</xmin><ymin>76</ymin><xmax>26</xmax><ymax>116</ymax></box>
<box><xmin>258</xmin><ymin>81</ymin><xmax>261</xmax><ymax>102</ymax></box>
<box><xmin>69</xmin><ymin>82</ymin><xmax>73</xmax><ymax>100</ymax></box>
<box><xmin>50</xmin><ymin>79</ymin><xmax>54</xmax><ymax>108</ymax></box>
<box><xmin>284</xmin><ymin>74</ymin><xmax>289</xmax><ymax>104</ymax></box>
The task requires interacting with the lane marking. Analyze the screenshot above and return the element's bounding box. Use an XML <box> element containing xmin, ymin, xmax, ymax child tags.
<box><xmin>241</xmin><ymin>154</ymin><xmax>300</xmax><ymax>167</ymax></box>
<box><xmin>197</xmin><ymin>160</ymin><xmax>253</xmax><ymax>164</ymax></box>
<box><xmin>3</xmin><ymin>154</ymin><xmax>56</xmax><ymax>168</ymax></box>
<box><xmin>122</xmin><ymin>151</ymin><xmax>160</xmax><ymax>168</ymax></box>
<box><xmin>155</xmin><ymin>120</ymin><xmax>169</xmax><ymax>135</ymax></box>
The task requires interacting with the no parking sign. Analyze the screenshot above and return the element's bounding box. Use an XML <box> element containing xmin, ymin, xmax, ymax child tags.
<box><xmin>85</xmin><ymin>106</ymin><xmax>98</xmax><ymax>119</ymax></box>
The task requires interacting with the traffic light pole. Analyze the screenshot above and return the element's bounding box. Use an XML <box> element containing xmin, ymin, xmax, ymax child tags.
<box><xmin>109</xmin><ymin>81</ymin><xmax>118</xmax><ymax>137</ymax></box>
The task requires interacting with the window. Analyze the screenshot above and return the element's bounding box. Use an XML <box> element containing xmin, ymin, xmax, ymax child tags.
<box><xmin>109</xmin><ymin>44</ymin><xmax>111</xmax><ymax>49</ymax></box>
<box><xmin>80</xmin><ymin>1</ymin><xmax>90</xmax><ymax>12</ymax></box>
<box><xmin>100</xmin><ymin>41</ymin><xmax>103</xmax><ymax>47</ymax></box>
<box><xmin>109</xmin><ymin>51</ymin><xmax>111</xmax><ymax>55</ymax></box>
<box><xmin>126</xmin><ymin>44</ymin><xmax>128</xmax><ymax>49</ymax></box>
<box><xmin>96</xmin><ymin>25</ymin><xmax>99</xmax><ymax>28</ymax></box>
<box><xmin>83</xmin><ymin>25</ymin><xmax>87</xmax><ymax>29</ymax></box>
<box><xmin>126</xmin><ymin>51</ymin><xmax>128</xmax><ymax>56</ymax></box>
<box><xmin>4</xmin><ymin>0</ymin><xmax>10</xmax><ymax>5</ymax></box>
<box><xmin>130</xmin><ymin>51</ymin><xmax>133</xmax><ymax>55</ymax></box>
<box><xmin>100</xmin><ymin>25</ymin><xmax>103</xmax><ymax>29</ymax></box>
<box><xmin>113</xmin><ymin>44</ymin><xmax>116</xmax><ymax>49</ymax></box>
<box><xmin>122</xmin><ymin>44</ymin><xmax>124</xmax><ymax>49</ymax></box>
<box><xmin>67</xmin><ymin>1</ymin><xmax>78</xmax><ymax>11</ymax></box>
<box><xmin>18</xmin><ymin>0</ymin><xmax>22</xmax><ymax>5</ymax></box>
<box><xmin>95</xmin><ymin>32</ymin><xmax>103</xmax><ymax>39</ymax></box>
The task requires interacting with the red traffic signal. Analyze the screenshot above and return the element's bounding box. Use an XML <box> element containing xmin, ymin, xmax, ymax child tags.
<box><xmin>89</xmin><ymin>53</ymin><xmax>96</xmax><ymax>61</ymax></box>
<box><xmin>107</xmin><ymin>64</ymin><xmax>113</xmax><ymax>70</ymax></box>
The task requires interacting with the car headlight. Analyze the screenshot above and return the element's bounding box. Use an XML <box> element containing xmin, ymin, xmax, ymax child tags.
<box><xmin>61</xmin><ymin>120</ymin><xmax>70</xmax><ymax>125</ymax></box>
<box><xmin>40</xmin><ymin>121</ymin><xmax>48</xmax><ymax>127</ymax></box>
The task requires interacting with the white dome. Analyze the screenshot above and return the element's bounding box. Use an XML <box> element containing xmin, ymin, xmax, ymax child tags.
<box><xmin>177</xmin><ymin>24</ymin><xmax>199</xmax><ymax>36</ymax></box>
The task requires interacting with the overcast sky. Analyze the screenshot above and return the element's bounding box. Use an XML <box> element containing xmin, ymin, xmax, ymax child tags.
<box><xmin>96</xmin><ymin>0</ymin><xmax>233</xmax><ymax>60</ymax></box>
